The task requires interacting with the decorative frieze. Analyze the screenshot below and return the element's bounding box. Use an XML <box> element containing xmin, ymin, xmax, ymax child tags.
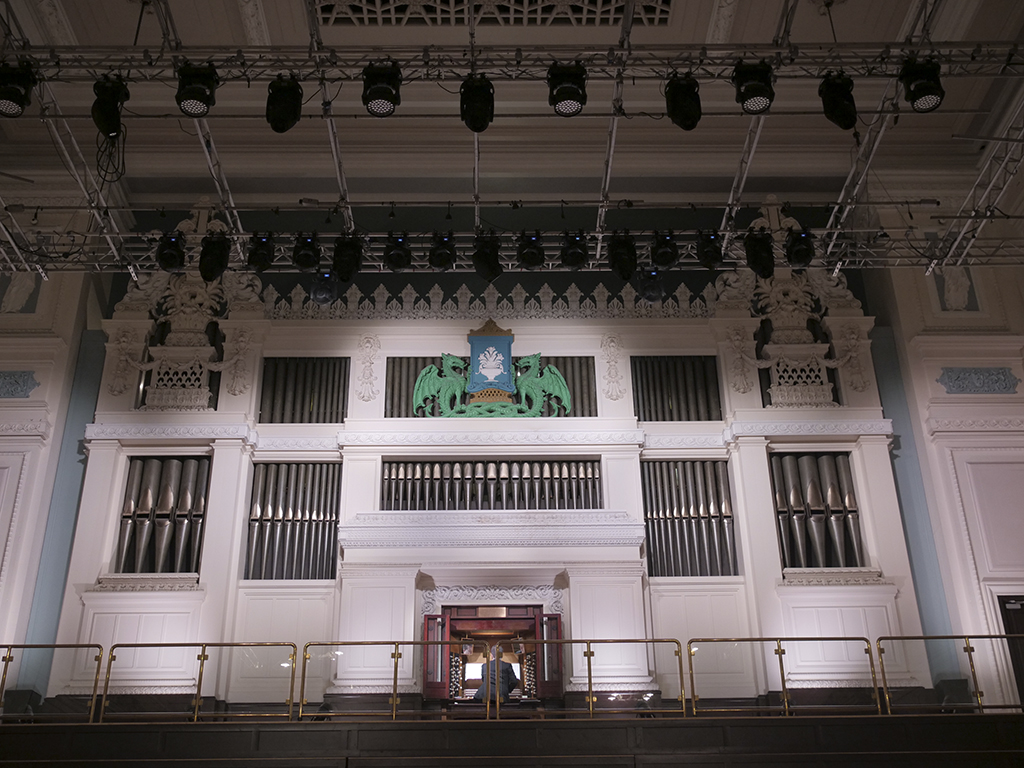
<box><xmin>90</xmin><ymin>574</ymin><xmax>203</xmax><ymax>592</ymax></box>
<box><xmin>421</xmin><ymin>584</ymin><xmax>564</xmax><ymax>614</ymax></box>
<box><xmin>85</xmin><ymin>422</ymin><xmax>255</xmax><ymax>443</ymax></box>
<box><xmin>356</xmin><ymin>334</ymin><xmax>381</xmax><ymax>402</ymax></box>
<box><xmin>726</xmin><ymin>420</ymin><xmax>891</xmax><ymax>438</ymax></box>
<box><xmin>936</xmin><ymin>366</ymin><xmax>1020</xmax><ymax>395</ymax></box>
<box><xmin>600</xmin><ymin>334</ymin><xmax>626</xmax><ymax>401</ymax></box>
<box><xmin>339</xmin><ymin>429</ymin><xmax>645</xmax><ymax>446</ymax></box>
<box><xmin>0</xmin><ymin>419</ymin><xmax>50</xmax><ymax>438</ymax></box>
<box><xmin>0</xmin><ymin>371</ymin><xmax>39</xmax><ymax>398</ymax></box>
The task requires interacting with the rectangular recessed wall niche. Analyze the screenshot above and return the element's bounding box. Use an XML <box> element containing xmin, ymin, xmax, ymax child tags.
<box><xmin>630</xmin><ymin>356</ymin><xmax>722</xmax><ymax>421</ymax></box>
<box><xmin>259</xmin><ymin>357</ymin><xmax>350</xmax><ymax>423</ymax></box>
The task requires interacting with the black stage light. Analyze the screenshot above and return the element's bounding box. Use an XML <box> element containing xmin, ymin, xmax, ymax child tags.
<box><xmin>266</xmin><ymin>75</ymin><xmax>303</xmax><ymax>133</ymax></box>
<box><xmin>247</xmin><ymin>233</ymin><xmax>275</xmax><ymax>272</ymax></box>
<box><xmin>547</xmin><ymin>62</ymin><xmax>587</xmax><ymax>117</ymax></box>
<box><xmin>695</xmin><ymin>230</ymin><xmax>723</xmax><ymax>269</ymax></box>
<box><xmin>362</xmin><ymin>62</ymin><xmax>402</xmax><ymax>117</ymax></box>
<box><xmin>650</xmin><ymin>230</ymin><xmax>679</xmax><ymax>267</ymax></box>
<box><xmin>309</xmin><ymin>270</ymin><xmax>338</xmax><ymax>306</ymax></box>
<box><xmin>744</xmin><ymin>228</ymin><xmax>775</xmax><ymax>279</ymax></box>
<box><xmin>460</xmin><ymin>74</ymin><xmax>494</xmax><ymax>133</ymax></box>
<box><xmin>472</xmin><ymin>231</ymin><xmax>503</xmax><ymax>282</ymax></box>
<box><xmin>383</xmin><ymin>232</ymin><xmax>413</xmax><ymax>271</ymax></box>
<box><xmin>785</xmin><ymin>228</ymin><xmax>815</xmax><ymax>268</ymax></box>
<box><xmin>899</xmin><ymin>58</ymin><xmax>944</xmax><ymax>113</ymax></box>
<box><xmin>639</xmin><ymin>269</ymin><xmax>666</xmax><ymax>303</ymax></box>
<box><xmin>292</xmin><ymin>232</ymin><xmax>321</xmax><ymax>271</ymax></box>
<box><xmin>819</xmin><ymin>70</ymin><xmax>857</xmax><ymax>131</ymax></box>
<box><xmin>175</xmin><ymin>62</ymin><xmax>220</xmax><ymax>118</ymax></box>
<box><xmin>428</xmin><ymin>231</ymin><xmax>457</xmax><ymax>270</ymax></box>
<box><xmin>665</xmin><ymin>74</ymin><xmax>701</xmax><ymax>131</ymax></box>
<box><xmin>91</xmin><ymin>75</ymin><xmax>130</xmax><ymax>138</ymax></box>
<box><xmin>0</xmin><ymin>62</ymin><xmax>37</xmax><ymax>118</ymax></box>
<box><xmin>560</xmin><ymin>231</ymin><xmax>589</xmax><ymax>268</ymax></box>
<box><xmin>332</xmin><ymin>234</ymin><xmax>363</xmax><ymax>282</ymax></box>
<box><xmin>199</xmin><ymin>231</ymin><xmax>231</xmax><ymax>282</ymax></box>
<box><xmin>517</xmin><ymin>231</ymin><xmax>545</xmax><ymax>270</ymax></box>
<box><xmin>732</xmin><ymin>61</ymin><xmax>775</xmax><ymax>115</ymax></box>
<box><xmin>607</xmin><ymin>230</ymin><xmax>637</xmax><ymax>281</ymax></box>
<box><xmin>156</xmin><ymin>232</ymin><xmax>186</xmax><ymax>272</ymax></box>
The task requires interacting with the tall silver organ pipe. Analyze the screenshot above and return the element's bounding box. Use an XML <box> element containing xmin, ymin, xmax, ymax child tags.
<box><xmin>640</xmin><ymin>460</ymin><xmax>736</xmax><ymax>577</ymax></box>
<box><xmin>769</xmin><ymin>452</ymin><xmax>865</xmax><ymax>569</ymax></box>
<box><xmin>245</xmin><ymin>462</ymin><xmax>342</xmax><ymax>580</ymax></box>
<box><xmin>259</xmin><ymin>358</ymin><xmax>350</xmax><ymax>423</ymax></box>
<box><xmin>630</xmin><ymin>356</ymin><xmax>722</xmax><ymax>422</ymax></box>
<box><xmin>115</xmin><ymin>456</ymin><xmax>211</xmax><ymax>574</ymax></box>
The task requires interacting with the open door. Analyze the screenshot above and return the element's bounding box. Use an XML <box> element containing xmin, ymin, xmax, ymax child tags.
<box><xmin>535</xmin><ymin>613</ymin><xmax>562</xmax><ymax>699</ymax></box>
<box><xmin>423</xmin><ymin>613</ymin><xmax>450</xmax><ymax>699</ymax></box>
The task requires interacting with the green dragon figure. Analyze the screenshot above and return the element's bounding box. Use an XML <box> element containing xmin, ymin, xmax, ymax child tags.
<box><xmin>413</xmin><ymin>352</ymin><xmax>572</xmax><ymax>417</ymax></box>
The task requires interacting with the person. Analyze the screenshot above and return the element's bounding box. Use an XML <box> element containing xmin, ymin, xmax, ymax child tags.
<box><xmin>473</xmin><ymin>644</ymin><xmax>519</xmax><ymax>704</ymax></box>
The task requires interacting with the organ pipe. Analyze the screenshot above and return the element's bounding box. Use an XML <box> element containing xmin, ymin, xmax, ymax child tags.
<box><xmin>630</xmin><ymin>356</ymin><xmax>722</xmax><ymax>422</ymax></box>
<box><xmin>260</xmin><ymin>357</ymin><xmax>350</xmax><ymax>424</ymax></box>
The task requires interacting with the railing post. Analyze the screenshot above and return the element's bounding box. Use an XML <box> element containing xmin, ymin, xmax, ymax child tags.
<box><xmin>193</xmin><ymin>644</ymin><xmax>209</xmax><ymax>722</ymax></box>
<box><xmin>285</xmin><ymin>644</ymin><xmax>297</xmax><ymax>720</ymax></box>
<box><xmin>390</xmin><ymin>643</ymin><xmax>401</xmax><ymax>720</ymax></box>
<box><xmin>673</xmin><ymin>641</ymin><xmax>687</xmax><ymax>716</ymax></box>
<box><xmin>862</xmin><ymin>641</ymin><xmax>881</xmax><ymax>715</ymax></box>
<box><xmin>963</xmin><ymin>636</ymin><xmax>984</xmax><ymax>713</ymax></box>
<box><xmin>875</xmin><ymin>638</ymin><xmax>892</xmax><ymax>714</ymax></box>
<box><xmin>298</xmin><ymin>643</ymin><xmax>312</xmax><ymax>720</ymax></box>
<box><xmin>687</xmin><ymin>640</ymin><xmax>698</xmax><ymax>716</ymax></box>
<box><xmin>88</xmin><ymin>648</ymin><xmax>103</xmax><ymax>724</ymax></box>
<box><xmin>0</xmin><ymin>645</ymin><xmax>13</xmax><ymax>716</ymax></box>
<box><xmin>584</xmin><ymin>641</ymin><xmax>595</xmax><ymax>718</ymax></box>
<box><xmin>99</xmin><ymin>646</ymin><xmax>117</xmax><ymax>723</ymax></box>
<box><xmin>774</xmin><ymin>640</ymin><xmax>789</xmax><ymax>716</ymax></box>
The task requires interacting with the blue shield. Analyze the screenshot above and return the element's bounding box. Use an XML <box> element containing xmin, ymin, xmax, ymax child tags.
<box><xmin>467</xmin><ymin>335</ymin><xmax>515</xmax><ymax>393</ymax></box>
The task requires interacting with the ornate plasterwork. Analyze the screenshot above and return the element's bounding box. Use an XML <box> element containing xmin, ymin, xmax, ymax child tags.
<box><xmin>928</xmin><ymin>417</ymin><xmax>1024</xmax><ymax>433</ymax></box>
<box><xmin>0</xmin><ymin>273</ymin><xmax>38</xmax><ymax>314</ymax></box>
<box><xmin>0</xmin><ymin>371</ymin><xmax>39</xmax><ymax>398</ymax></box>
<box><xmin>726</xmin><ymin>325</ymin><xmax>757</xmax><ymax>394</ymax></box>
<box><xmin>256</xmin><ymin>435</ymin><xmax>339</xmax><ymax>451</ymax></box>
<box><xmin>778</xmin><ymin>568</ymin><xmax>891</xmax><ymax>587</ymax></box>
<box><xmin>938</xmin><ymin>265</ymin><xmax>972</xmax><ymax>311</ymax></box>
<box><xmin>643</xmin><ymin>433</ymin><xmax>725</xmax><ymax>449</ymax></box>
<box><xmin>727</xmin><ymin>420</ymin><xmax>892</xmax><ymax>438</ymax></box>
<box><xmin>339</xmin><ymin>430</ymin><xmax>645</xmax><ymax>446</ymax></box>
<box><xmin>600</xmin><ymin>333</ymin><xmax>626</xmax><ymax>401</ymax></box>
<box><xmin>107</xmin><ymin>326</ymin><xmax>150</xmax><ymax>397</ymax></box>
<box><xmin>356</xmin><ymin>334</ymin><xmax>381</xmax><ymax>402</ymax></box>
<box><xmin>207</xmin><ymin>326</ymin><xmax>255</xmax><ymax>397</ymax></box>
<box><xmin>421</xmin><ymin>584</ymin><xmax>564</xmax><ymax>614</ymax></box>
<box><xmin>85</xmin><ymin>422</ymin><xmax>255</xmax><ymax>443</ymax></box>
<box><xmin>936</xmin><ymin>366</ymin><xmax>1020</xmax><ymax>395</ymax></box>
<box><xmin>237</xmin><ymin>0</ymin><xmax>271</xmax><ymax>45</ymax></box>
<box><xmin>90</xmin><ymin>574</ymin><xmax>203</xmax><ymax>592</ymax></box>
<box><xmin>0</xmin><ymin>419</ymin><xmax>50</xmax><ymax>438</ymax></box>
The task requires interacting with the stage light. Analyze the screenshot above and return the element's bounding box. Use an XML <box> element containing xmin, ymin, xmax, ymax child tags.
<box><xmin>517</xmin><ymin>231</ymin><xmax>545</xmax><ymax>270</ymax></box>
<box><xmin>732</xmin><ymin>61</ymin><xmax>774</xmax><ymax>115</ymax></box>
<box><xmin>428</xmin><ymin>231</ymin><xmax>457</xmax><ymax>270</ymax></box>
<box><xmin>665</xmin><ymin>74</ymin><xmax>701</xmax><ymax>131</ymax></box>
<box><xmin>547</xmin><ymin>63</ymin><xmax>587</xmax><ymax>117</ymax></box>
<box><xmin>744</xmin><ymin>228</ymin><xmax>775</xmax><ymax>279</ymax></box>
<box><xmin>560</xmin><ymin>231</ymin><xmax>589</xmax><ymax>269</ymax></box>
<box><xmin>650</xmin><ymin>231</ymin><xmax>679</xmax><ymax>267</ymax></box>
<box><xmin>639</xmin><ymin>269</ymin><xmax>665</xmax><ymax>302</ymax></box>
<box><xmin>383</xmin><ymin>232</ymin><xmax>412</xmax><ymax>271</ymax></box>
<box><xmin>460</xmin><ymin>74</ymin><xmax>494</xmax><ymax>133</ymax></box>
<box><xmin>899</xmin><ymin>58</ymin><xmax>944</xmax><ymax>113</ymax></box>
<box><xmin>819</xmin><ymin>70</ymin><xmax>856</xmax><ymax>131</ymax></box>
<box><xmin>785</xmin><ymin>228</ymin><xmax>815</xmax><ymax>268</ymax></box>
<box><xmin>199</xmin><ymin>232</ymin><xmax>231</xmax><ymax>282</ymax></box>
<box><xmin>362</xmin><ymin>62</ymin><xmax>402</xmax><ymax>117</ymax></box>
<box><xmin>292</xmin><ymin>233</ymin><xmax>321</xmax><ymax>271</ymax></box>
<box><xmin>247</xmin><ymin>233</ymin><xmax>275</xmax><ymax>272</ymax></box>
<box><xmin>472</xmin><ymin>231</ymin><xmax>503</xmax><ymax>282</ymax></box>
<box><xmin>695</xmin><ymin>230</ymin><xmax>723</xmax><ymax>270</ymax></box>
<box><xmin>156</xmin><ymin>232</ymin><xmax>186</xmax><ymax>272</ymax></box>
<box><xmin>175</xmin><ymin>62</ymin><xmax>219</xmax><ymax>118</ymax></box>
<box><xmin>309</xmin><ymin>270</ymin><xmax>338</xmax><ymax>306</ymax></box>
<box><xmin>91</xmin><ymin>75</ymin><xmax>129</xmax><ymax>138</ymax></box>
<box><xmin>607</xmin><ymin>231</ymin><xmax>637</xmax><ymax>281</ymax></box>
<box><xmin>332</xmin><ymin>234</ymin><xmax>363</xmax><ymax>282</ymax></box>
<box><xmin>266</xmin><ymin>75</ymin><xmax>303</xmax><ymax>133</ymax></box>
<box><xmin>0</xmin><ymin>62</ymin><xmax>37</xmax><ymax>118</ymax></box>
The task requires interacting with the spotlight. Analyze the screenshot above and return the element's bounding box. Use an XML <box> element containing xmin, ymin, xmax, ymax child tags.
<box><xmin>560</xmin><ymin>231</ymin><xmax>589</xmax><ymax>268</ymax></box>
<box><xmin>309</xmin><ymin>270</ymin><xmax>338</xmax><ymax>306</ymax></box>
<box><xmin>199</xmin><ymin>232</ymin><xmax>231</xmax><ymax>283</ymax></box>
<box><xmin>650</xmin><ymin>231</ymin><xmax>679</xmax><ymax>268</ymax></box>
<box><xmin>732</xmin><ymin>61</ymin><xmax>774</xmax><ymax>115</ymax></box>
<box><xmin>785</xmin><ymin>228</ymin><xmax>815</xmax><ymax>268</ymax></box>
<box><xmin>695</xmin><ymin>230</ymin><xmax>723</xmax><ymax>270</ymax></box>
<box><xmin>91</xmin><ymin>75</ymin><xmax>129</xmax><ymax>138</ymax></box>
<box><xmin>292</xmin><ymin>232</ymin><xmax>321</xmax><ymax>271</ymax></box>
<box><xmin>899</xmin><ymin>58</ymin><xmax>944</xmax><ymax>113</ymax></box>
<box><xmin>607</xmin><ymin>230</ymin><xmax>637</xmax><ymax>281</ymax></box>
<box><xmin>175</xmin><ymin>62</ymin><xmax>219</xmax><ymax>118</ymax></box>
<box><xmin>665</xmin><ymin>74</ymin><xmax>701</xmax><ymax>131</ymax></box>
<box><xmin>819</xmin><ymin>70</ymin><xmax>857</xmax><ymax>131</ymax></box>
<box><xmin>744</xmin><ymin>228</ymin><xmax>775</xmax><ymax>279</ymax></box>
<box><xmin>362</xmin><ymin>62</ymin><xmax>402</xmax><ymax>117</ymax></box>
<box><xmin>0</xmin><ymin>62</ymin><xmax>37</xmax><ymax>118</ymax></box>
<box><xmin>266</xmin><ymin>74</ymin><xmax>303</xmax><ymax>133</ymax></box>
<box><xmin>517</xmin><ymin>231</ymin><xmax>545</xmax><ymax>270</ymax></box>
<box><xmin>638</xmin><ymin>269</ymin><xmax>665</xmax><ymax>303</ymax></box>
<box><xmin>460</xmin><ymin>74</ymin><xmax>494</xmax><ymax>133</ymax></box>
<box><xmin>547</xmin><ymin>62</ymin><xmax>587</xmax><ymax>117</ymax></box>
<box><xmin>428</xmin><ymin>231</ymin><xmax>457</xmax><ymax>270</ymax></box>
<box><xmin>155</xmin><ymin>232</ymin><xmax>186</xmax><ymax>272</ymax></box>
<box><xmin>247</xmin><ymin>233</ymin><xmax>275</xmax><ymax>272</ymax></box>
<box><xmin>472</xmin><ymin>231</ymin><xmax>503</xmax><ymax>282</ymax></box>
<box><xmin>332</xmin><ymin>234</ymin><xmax>363</xmax><ymax>282</ymax></box>
<box><xmin>383</xmin><ymin>232</ymin><xmax>412</xmax><ymax>271</ymax></box>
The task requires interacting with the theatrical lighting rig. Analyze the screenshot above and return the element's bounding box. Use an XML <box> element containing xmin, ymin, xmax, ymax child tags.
<box><xmin>819</xmin><ymin>71</ymin><xmax>857</xmax><ymax>131</ymax></box>
<box><xmin>607</xmin><ymin>231</ymin><xmax>638</xmax><ymax>281</ymax></box>
<box><xmin>362</xmin><ymin>62</ymin><xmax>402</xmax><ymax>117</ymax></box>
<box><xmin>332</xmin><ymin>234</ymin><xmax>363</xmax><ymax>282</ymax></box>
<box><xmin>744</xmin><ymin>229</ymin><xmax>775</xmax><ymax>279</ymax></box>
<box><xmin>517</xmin><ymin>231</ymin><xmax>545</xmax><ymax>269</ymax></box>
<box><xmin>156</xmin><ymin>232</ymin><xmax>186</xmax><ymax>272</ymax></box>
<box><xmin>665</xmin><ymin>74</ymin><xmax>701</xmax><ymax>131</ymax></box>
<box><xmin>0</xmin><ymin>61</ymin><xmax>37</xmax><ymax>118</ymax></box>
<box><xmin>899</xmin><ymin>58</ymin><xmax>945</xmax><ymax>113</ymax></box>
<box><xmin>460</xmin><ymin>74</ymin><xmax>495</xmax><ymax>133</ymax></box>
<box><xmin>383</xmin><ymin>232</ymin><xmax>413</xmax><ymax>271</ymax></box>
<box><xmin>472</xmin><ymin>231</ymin><xmax>503</xmax><ymax>282</ymax></box>
<box><xmin>247</xmin><ymin>233</ymin><xmax>275</xmax><ymax>272</ymax></box>
<box><xmin>560</xmin><ymin>231</ymin><xmax>589</xmax><ymax>268</ymax></box>
<box><xmin>292</xmin><ymin>233</ymin><xmax>322</xmax><ymax>270</ymax></box>
<box><xmin>696</xmin><ymin>231</ymin><xmax>724</xmax><ymax>270</ymax></box>
<box><xmin>638</xmin><ymin>269</ymin><xmax>666</xmax><ymax>302</ymax></box>
<box><xmin>199</xmin><ymin>232</ymin><xmax>231</xmax><ymax>283</ymax></box>
<box><xmin>428</xmin><ymin>231</ymin><xmax>457</xmax><ymax>270</ymax></box>
<box><xmin>785</xmin><ymin>228</ymin><xmax>815</xmax><ymax>268</ymax></box>
<box><xmin>650</xmin><ymin>231</ymin><xmax>679</xmax><ymax>268</ymax></box>
<box><xmin>547</xmin><ymin>63</ymin><xmax>588</xmax><ymax>117</ymax></box>
<box><xmin>309</xmin><ymin>270</ymin><xmax>339</xmax><ymax>306</ymax></box>
<box><xmin>266</xmin><ymin>75</ymin><xmax>303</xmax><ymax>134</ymax></box>
<box><xmin>91</xmin><ymin>75</ymin><xmax>129</xmax><ymax>138</ymax></box>
<box><xmin>175</xmin><ymin>62</ymin><xmax>220</xmax><ymax>118</ymax></box>
<box><xmin>732</xmin><ymin>61</ymin><xmax>775</xmax><ymax>115</ymax></box>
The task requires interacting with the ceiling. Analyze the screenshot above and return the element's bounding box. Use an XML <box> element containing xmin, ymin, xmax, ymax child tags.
<box><xmin>2</xmin><ymin>0</ymin><xmax>1024</xmax><ymax>276</ymax></box>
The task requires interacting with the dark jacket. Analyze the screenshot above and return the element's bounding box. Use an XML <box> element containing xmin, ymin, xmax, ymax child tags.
<box><xmin>473</xmin><ymin>658</ymin><xmax>519</xmax><ymax>703</ymax></box>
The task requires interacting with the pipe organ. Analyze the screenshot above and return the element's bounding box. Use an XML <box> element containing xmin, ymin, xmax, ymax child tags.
<box><xmin>245</xmin><ymin>463</ymin><xmax>342</xmax><ymax>580</ymax></box>
<box><xmin>115</xmin><ymin>456</ymin><xmax>211</xmax><ymax>574</ymax></box>
<box><xmin>259</xmin><ymin>357</ymin><xmax>350</xmax><ymax>423</ymax></box>
<box><xmin>769</xmin><ymin>452</ymin><xmax>865</xmax><ymax>569</ymax></box>
<box><xmin>640</xmin><ymin>460</ymin><xmax>736</xmax><ymax>577</ymax></box>
<box><xmin>381</xmin><ymin>460</ymin><xmax>602</xmax><ymax>510</ymax></box>
<box><xmin>630</xmin><ymin>356</ymin><xmax>722</xmax><ymax>421</ymax></box>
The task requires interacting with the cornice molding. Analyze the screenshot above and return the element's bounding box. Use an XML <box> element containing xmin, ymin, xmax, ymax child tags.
<box><xmin>85</xmin><ymin>422</ymin><xmax>256</xmax><ymax>444</ymax></box>
<box><xmin>928</xmin><ymin>417</ymin><xmax>1024</xmax><ymax>433</ymax></box>
<box><xmin>421</xmin><ymin>584</ymin><xmax>564</xmax><ymax>614</ymax></box>
<box><xmin>340</xmin><ymin>430</ymin><xmax>645</xmax><ymax>446</ymax></box>
<box><xmin>256</xmin><ymin>435</ymin><xmax>340</xmax><ymax>451</ymax></box>
<box><xmin>90</xmin><ymin>574</ymin><xmax>204</xmax><ymax>592</ymax></box>
<box><xmin>644</xmin><ymin>433</ymin><xmax>726</xmax><ymax>449</ymax></box>
<box><xmin>726</xmin><ymin>419</ymin><xmax>892</xmax><ymax>439</ymax></box>
<box><xmin>778</xmin><ymin>568</ymin><xmax>892</xmax><ymax>587</ymax></box>
<box><xmin>0</xmin><ymin>419</ymin><xmax>50</xmax><ymax>438</ymax></box>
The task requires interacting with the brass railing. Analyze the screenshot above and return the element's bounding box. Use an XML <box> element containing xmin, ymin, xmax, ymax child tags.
<box><xmin>0</xmin><ymin>644</ymin><xmax>103</xmax><ymax>722</ymax></box>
